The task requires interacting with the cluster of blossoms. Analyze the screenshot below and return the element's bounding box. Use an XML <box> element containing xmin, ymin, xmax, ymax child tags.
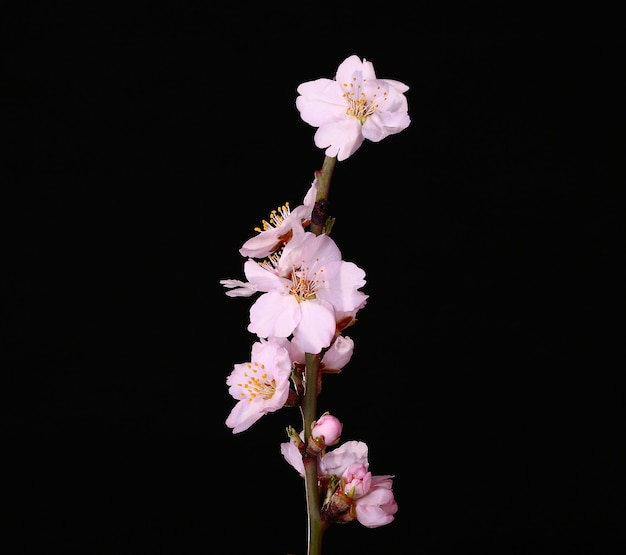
<box><xmin>221</xmin><ymin>179</ymin><xmax>365</xmax><ymax>432</ymax></box>
<box><xmin>221</xmin><ymin>54</ymin><xmax>409</xmax><ymax>541</ymax></box>
<box><xmin>282</xmin><ymin>417</ymin><xmax>398</xmax><ymax>527</ymax></box>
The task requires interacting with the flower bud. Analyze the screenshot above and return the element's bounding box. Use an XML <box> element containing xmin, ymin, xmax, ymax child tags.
<box><xmin>311</xmin><ymin>414</ymin><xmax>343</xmax><ymax>446</ymax></box>
<box><xmin>321</xmin><ymin>336</ymin><xmax>354</xmax><ymax>373</ymax></box>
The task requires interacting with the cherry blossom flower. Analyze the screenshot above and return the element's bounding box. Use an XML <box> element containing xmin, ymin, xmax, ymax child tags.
<box><xmin>353</xmin><ymin>474</ymin><xmax>398</xmax><ymax>528</ymax></box>
<box><xmin>232</xmin><ymin>231</ymin><xmax>367</xmax><ymax>354</ymax></box>
<box><xmin>225</xmin><ymin>337</ymin><xmax>292</xmax><ymax>433</ymax></box>
<box><xmin>239</xmin><ymin>178</ymin><xmax>318</xmax><ymax>259</ymax></box>
<box><xmin>296</xmin><ymin>54</ymin><xmax>410</xmax><ymax>161</ymax></box>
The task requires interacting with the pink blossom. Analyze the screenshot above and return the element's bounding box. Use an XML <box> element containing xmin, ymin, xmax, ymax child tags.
<box><xmin>244</xmin><ymin>231</ymin><xmax>368</xmax><ymax>354</ymax></box>
<box><xmin>296</xmin><ymin>55</ymin><xmax>410</xmax><ymax>161</ymax></box>
<box><xmin>239</xmin><ymin>179</ymin><xmax>318</xmax><ymax>259</ymax></box>
<box><xmin>225</xmin><ymin>337</ymin><xmax>292</xmax><ymax>433</ymax></box>
<box><xmin>353</xmin><ymin>475</ymin><xmax>398</xmax><ymax>528</ymax></box>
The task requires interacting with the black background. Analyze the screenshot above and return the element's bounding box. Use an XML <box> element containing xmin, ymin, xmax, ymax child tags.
<box><xmin>2</xmin><ymin>3</ymin><xmax>624</xmax><ymax>554</ymax></box>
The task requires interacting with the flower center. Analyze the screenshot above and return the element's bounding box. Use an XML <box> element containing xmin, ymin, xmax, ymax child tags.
<box><xmin>238</xmin><ymin>362</ymin><xmax>276</xmax><ymax>402</ymax></box>
<box><xmin>341</xmin><ymin>78</ymin><xmax>387</xmax><ymax>124</ymax></box>
<box><xmin>258</xmin><ymin>247</ymin><xmax>284</xmax><ymax>272</ymax></box>
<box><xmin>287</xmin><ymin>259</ymin><xmax>324</xmax><ymax>302</ymax></box>
<box><xmin>254</xmin><ymin>202</ymin><xmax>291</xmax><ymax>233</ymax></box>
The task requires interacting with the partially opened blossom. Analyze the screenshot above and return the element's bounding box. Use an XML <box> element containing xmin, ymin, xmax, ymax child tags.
<box><xmin>239</xmin><ymin>178</ymin><xmax>318</xmax><ymax>259</ymax></box>
<box><xmin>281</xmin><ymin>438</ymin><xmax>369</xmax><ymax>478</ymax></box>
<box><xmin>318</xmin><ymin>335</ymin><xmax>354</xmax><ymax>372</ymax></box>
<box><xmin>225</xmin><ymin>337</ymin><xmax>292</xmax><ymax>433</ymax></box>
<box><xmin>319</xmin><ymin>440</ymin><xmax>369</xmax><ymax>477</ymax></box>
<box><xmin>341</xmin><ymin>462</ymin><xmax>372</xmax><ymax>498</ymax></box>
<box><xmin>296</xmin><ymin>54</ymin><xmax>410</xmax><ymax>161</ymax></box>
<box><xmin>241</xmin><ymin>231</ymin><xmax>367</xmax><ymax>354</ymax></box>
<box><xmin>353</xmin><ymin>474</ymin><xmax>398</xmax><ymax>528</ymax></box>
<box><xmin>283</xmin><ymin>334</ymin><xmax>354</xmax><ymax>373</ymax></box>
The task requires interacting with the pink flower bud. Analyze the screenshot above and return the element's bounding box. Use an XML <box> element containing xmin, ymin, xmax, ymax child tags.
<box><xmin>312</xmin><ymin>414</ymin><xmax>343</xmax><ymax>446</ymax></box>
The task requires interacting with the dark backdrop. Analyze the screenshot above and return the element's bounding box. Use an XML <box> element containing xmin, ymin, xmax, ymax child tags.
<box><xmin>3</xmin><ymin>4</ymin><xmax>623</xmax><ymax>554</ymax></box>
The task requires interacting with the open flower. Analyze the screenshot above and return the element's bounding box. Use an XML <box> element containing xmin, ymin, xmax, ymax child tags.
<box><xmin>239</xmin><ymin>178</ymin><xmax>318</xmax><ymax>259</ymax></box>
<box><xmin>242</xmin><ymin>231</ymin><xmax>367</xmax><ymax>354</ymax></box>
<box><xmin>296</xmin><ymin>54</ymin><xmax>410</xmax><ymax>161</ymax></box>
<box><xmin>225</xmin><ymin>337</ymin><xmax>293</xmax><ymax>433</ymax></box>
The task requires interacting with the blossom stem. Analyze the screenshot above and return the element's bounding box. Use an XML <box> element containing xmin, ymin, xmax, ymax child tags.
<box><xmin>301</xmin><ymin>353</ymin><xmax>325</xmax><ymax>555</ymax></box>
<box><xmin>302</xmin><ymin>156</ymin><xmax>337</xmax><ymax>554</ymax></box>
<box><xmin>309</xmin><ymin>156</ymin><xmax>337</xmax><ymax>236</ymax></box>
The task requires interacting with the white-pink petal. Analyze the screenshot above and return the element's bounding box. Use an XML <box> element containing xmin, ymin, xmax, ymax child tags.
<box><xmin>321</xmin><ymin>335</ymin><xmax>354</xmax><ymax>371</ymax></box>
<box><xmin>319</xmin><ymin>440</ymin><xmax>369</xmax><ymax>477</ymax></box>
<box><xmin>362</xmin><ymin>110</ymin><xmax>411</xmax><ymax>142</ymax></box>
<box><xmin>335</xmin><ymin>54</ymin><xmax>377</xmax><ymax>83</ymax></box>
<box><xmin>220</xmin><ymin>278</ymin><xmax>258</xmax><ymax>298</ymax></box>
<box><xmin>292</xmin><ymin>299</ymin><xmax>336</xmax><ymax>354</ymax></box>
<box><xmin>239</xmin><ymin>233</ymin><xmax>281</xmax><ymax>259</ymax></box>
<box><xmin>248</xmin><ymin>292</ymin><xmax>300</xmax><ymax>339</ymax></box>
<box><xmin>314</xmin><ymin>119</ymin><xmax>364</xmax><ymax>162</ymax></box>
<box><xmin>319</xmin><ymin>260</ymin><xmax>368</xmax><ymax>312</ymax></box>
<box><xmin>280</xmin><ymin>439</ymin><xmax>305</xmax><ymax>476</ymax></box>
<box><xmin>225</xmin><ymin>398</ymin><xmax>266</xmax><ymax>434</ymax></box>
<box><xmin>296</xmin><ymin>79</ymin><xmax>347</xmax><ymax>126</ymax></box>
<box><xmin>355</xmin><ymin>500</ymin><xmax>397</xmax><ymax>528</ymax></box>
<box><xmin>243</xmin><ymin>259</ymin><xmax>285</xmax><ymax>290</ymax></box>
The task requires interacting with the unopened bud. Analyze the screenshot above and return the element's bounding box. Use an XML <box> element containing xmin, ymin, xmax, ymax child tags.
<box><xmin>311</xmin><ymin>413</ymin><xmax>343</xmax><ymax>446</ymax></box>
